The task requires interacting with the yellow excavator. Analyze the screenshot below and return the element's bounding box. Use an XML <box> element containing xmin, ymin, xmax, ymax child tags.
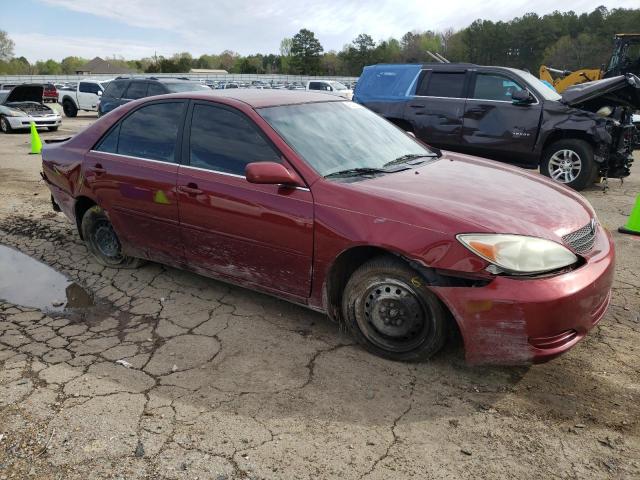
<box><xmin>540</xmin><ymin>33</ymin><xmax>640</xmax><ymax>92</ymax></box>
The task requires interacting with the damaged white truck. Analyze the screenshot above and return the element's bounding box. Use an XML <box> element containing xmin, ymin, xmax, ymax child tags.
<box><xmin>0</xmin><ymin>84</ymin><xmax>62</xmax><ymax>133</ymax></box>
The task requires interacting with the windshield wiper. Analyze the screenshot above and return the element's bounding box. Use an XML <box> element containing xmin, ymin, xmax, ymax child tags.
<box><xmin>383</xmin><ymin>153</ymin><xmax>438</xmax><ymax>168</ymax></box>
<box><xmin>324</xmin><ymin>167</ymin><xmax>388</xmax><ymax>179</ymax></box>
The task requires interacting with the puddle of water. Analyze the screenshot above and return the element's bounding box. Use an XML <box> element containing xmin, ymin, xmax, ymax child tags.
<box><xmin>0</xmin><ymin>244</ymin><xmax>93</xmax><ymax>312</ymax></box>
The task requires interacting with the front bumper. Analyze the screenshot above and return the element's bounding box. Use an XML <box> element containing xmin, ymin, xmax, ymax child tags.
<box><xmin>6</xmin><ymin>114</ymin><xmax>62</xmax><ymax>129</ymax></box>
<box><xmin>433</xmin><ymin>226</ymin><xmax>615</xmax><ymax>365</ymax></box>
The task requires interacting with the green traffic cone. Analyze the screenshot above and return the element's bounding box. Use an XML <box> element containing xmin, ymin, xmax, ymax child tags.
<box><xmin>619</xmin><ymin>194</ymin><xmax>640</xmax><ymax>236</ymax></box>
<box><xmin>29</xmin><ymin>122</ymin><xmax>42</xmax><ymax>155</ymax></box>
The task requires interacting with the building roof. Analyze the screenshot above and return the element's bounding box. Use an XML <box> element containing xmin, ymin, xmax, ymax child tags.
<box><xmin>76</xmin><ymin>57</ymin><xmax>135</xmax><ymax>75</ymax></box>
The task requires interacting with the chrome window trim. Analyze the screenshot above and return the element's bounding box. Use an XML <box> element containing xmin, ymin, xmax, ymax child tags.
<box><xmin>87</xmin><ymin>151</ymin><xmax>311</xmax><ymax>191</ymax></box>
<box><xmin>89</xmin><ymin>150</ymin><xmax>175</xmax><ymax>165</ymax></box>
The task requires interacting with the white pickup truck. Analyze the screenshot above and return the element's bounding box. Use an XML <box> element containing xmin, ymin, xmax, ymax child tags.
<box><xmin>58</xmin><ymin>79</ymin><xmax>110</xmax><ymax>117</ymax></box>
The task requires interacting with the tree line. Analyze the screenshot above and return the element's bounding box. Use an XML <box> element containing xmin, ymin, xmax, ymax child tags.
<box><xmin>1</xmin><ymin>6</ymin><xmax>639</xmax><ymax>77</ymax></box>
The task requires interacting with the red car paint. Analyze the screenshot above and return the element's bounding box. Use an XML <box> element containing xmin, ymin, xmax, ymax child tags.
<box><xmin>41</xmin><ymin>90</ymin><xmax>615</xmax><ymax>364</ymax></box>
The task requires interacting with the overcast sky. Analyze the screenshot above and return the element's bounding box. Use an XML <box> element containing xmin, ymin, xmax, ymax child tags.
<box><xmin>4</xmin><ymin>0</ymin><xmax>639</xmax><ymax>61</ymax></box>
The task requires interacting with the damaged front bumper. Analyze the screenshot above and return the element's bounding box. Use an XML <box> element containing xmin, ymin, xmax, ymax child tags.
<box><xmin>433</xmin><ymin>226</ymin><xmax>615</xmax><ymax>365</ymax></box>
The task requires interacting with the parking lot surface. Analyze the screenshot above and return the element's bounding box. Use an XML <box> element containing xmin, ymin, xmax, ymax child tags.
<box><xmin>0</xmin><ymin>113</ymin><xmax>639</xmax><ymax>479</ymax></box>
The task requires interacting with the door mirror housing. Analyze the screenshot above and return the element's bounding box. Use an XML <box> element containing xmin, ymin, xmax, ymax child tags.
<box><xmin>245</xmin><ymin>162</ymin><xmax>303</xmax><ymax>187</ymax></box>
<box><xmin>512</xmin><ymin>89</ymin><xmax>534</xmax><ymax>104</ymax></box>
<box><xmin>97</xmin><ymin>90</ymin><xmax>103</xmax><ymax>96</ymax></box>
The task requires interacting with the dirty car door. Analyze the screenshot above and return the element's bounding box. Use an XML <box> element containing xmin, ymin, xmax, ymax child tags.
<box><xmin>86</xmin><ymin>100</ymin><xmax>186</xmax><ymax>265</ymax></box>
<box><xmin>403</xmin><ymin>70</ymin><xmax>467</xmax><ymax>149</ymax></box>
<box><xmin>461</xmin><ymin>71</ymin><xmax>542</xmax><ymax>164</ymax></box>
<box><xmin>177</xmin><ymin>102</ymin><xmax>314</xmax><ymax>299</ymax></box>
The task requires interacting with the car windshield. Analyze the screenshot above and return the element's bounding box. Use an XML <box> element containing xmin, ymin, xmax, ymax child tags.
<box><xmin>99</xmin><ymin>82</ymin><xmax>109</xmax><ymax>90</ymax></box>
<box><xmin>0</xmin><ymin>92</ymin><xmax>8</xmax><ymax>103</ymax></box>
<box><xmin>508</xmin><ymin>68</ymin><xmax>563</xmax><ymax>101</ymax></box>
<box><xmin>165</xmin><ymin>82</ymin><xmax>210</xmax><ymax>93</ymax></box>
<box><xmin>329</xmin><ymin>81</ymin><xmax>348</xmax><ymax>91</ymax></box>
<box><xmin>258</xmin><ymin>101</ymin><xmax>435</xmax><ymax>177</ymax></box>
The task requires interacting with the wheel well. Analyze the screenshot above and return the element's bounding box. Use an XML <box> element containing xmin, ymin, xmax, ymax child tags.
<box><xmin>387</xmin><ymin>117</ymin><xmax>414</xmax><ymax>133</ymax></box>
<box><xmin>74</xmin><ymin>196</ymin><xmax>96</xmax><ymax>239</ymax></box>
<box><xmin>324</xmin><ymin>246</ymin><xmax>483</xmax><ymax>321</ymax></box>
<box><xmin>542</xmin><ymin>130</ymin><xmax>596</xmax><ymax>153</ymax></box>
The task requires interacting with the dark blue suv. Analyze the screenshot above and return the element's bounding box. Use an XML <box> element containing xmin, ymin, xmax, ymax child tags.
<box><xmin>98</xmin><ymin>77</ymin><xmax>210</xmax><ymax>116</ymax></box>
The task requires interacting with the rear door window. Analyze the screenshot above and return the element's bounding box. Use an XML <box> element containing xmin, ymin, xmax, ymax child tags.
<box><xmin>418</xmin><ymin>72</ymin><xmax>466</xmax><ymax>98</ymax></box>
<box><xmin>124</xmin><ymin>82</ymin><xmax>149</xmax><ymax>100</ymax></box>
<box><xmin>103</xmin><ymin>79</ymin><xmax>128</xmax><ymax>98</ymax></box>
<box><xmin>147</xmin><ymin>83</ymin><xmax>167</xmax><ymax>96</ymax></box>
<box><xmin>97</xmin><ymin>102</ymin><xmax>185</xmax><ymax>162</ymax></box>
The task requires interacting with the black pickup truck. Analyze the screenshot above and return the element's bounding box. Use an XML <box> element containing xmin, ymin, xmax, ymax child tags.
<box><xmin>354</xmin><ymin>63</ymin><xmax>639</xmax><ymax>190</ymax></box>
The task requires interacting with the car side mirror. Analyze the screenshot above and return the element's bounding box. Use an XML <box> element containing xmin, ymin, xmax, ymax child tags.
<box><xmin>512</xmin><ymin>89</ymin><xmax>534</xmax><ymax>105</ymax></box>
<box><xmin>245</xmin><ymin>162</ymin><xmax>303</xmax><ymax>187</ymax></box>
<box><xmin>97</xmin><ymin>91</ymin><xmax>102</xmax><ymax>96</ymax></box>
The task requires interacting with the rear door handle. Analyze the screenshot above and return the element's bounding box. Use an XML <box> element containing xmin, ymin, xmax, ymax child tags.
<box><xmin>409</xmin><ymin>104</ymin><xmax>425</xmax><ymax>109</ymax></box>
<box><xmin>91</xmin><ymin>164</ymin><xmax>106</xmax><ymax>174</ymax></box>
<box><xmin>178</xmin><ymin>183</ymin><xmax>203</xmax><ymax>195</ymax></box>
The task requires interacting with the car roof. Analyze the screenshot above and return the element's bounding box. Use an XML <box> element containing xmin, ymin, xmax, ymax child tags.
<box><xmin>163</xmin><ymin>89</ymin><xmax>346</xmax><ymax>108</ymax></box>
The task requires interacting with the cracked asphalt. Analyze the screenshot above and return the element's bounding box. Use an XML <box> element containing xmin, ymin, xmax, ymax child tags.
<box><xmin>0</xmin><ymin>113</ymin><xmax>639</xmax><ymax>479</ymax></box>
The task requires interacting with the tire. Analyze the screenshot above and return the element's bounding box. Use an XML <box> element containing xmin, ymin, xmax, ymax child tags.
<box><xmin>541</xmin><ymin>139</ymin><xmax>597</xmax><ymax>191</ymax></box>
<box><xmin>48</xmin><ymin>126</ymin><xmax>59</xmax><ymax>132</ymax></box>
<box><xmin>81</xmin><ymin>205</ymin><xmax>142</xmax><ymax>269</ymax></box>
<box><xmin>62</xmin><ymin>99</ymin><xmax>78</xmax><ymax>118</ymax></box>
<box><xmin>0</xmin><ymin>115</ymin><xmax>12</xmax><ymax>134</ymax></box>
<box><xmin>342</xmin><ymin>255</ymin><xmax>448</xmax><ymax>362</ymax></box>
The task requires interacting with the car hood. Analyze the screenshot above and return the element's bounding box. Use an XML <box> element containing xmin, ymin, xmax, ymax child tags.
<box><xmin>346</xmin><ymin>152</ymin><xmax>594</xmax><ymax>241</ymax></box>
<box><xmin>561</xmin><ymin>74</ymin><xmax>640</xmax><ymax>109</ymax></box>
<box><xmin>3</xmin><ymin>84</ymin><xmax>44</xmax><ymax>104</ymax></box>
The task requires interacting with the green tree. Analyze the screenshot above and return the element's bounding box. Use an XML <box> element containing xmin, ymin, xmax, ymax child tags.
<box><xmin>0</xmin><ymin>30</ymin><xmax>14</xmax><ymax>61</ymax></box>
<box><xmin>60</xmin><ymin>56</ymin><xmax>86</xmax><ymax>74</ymax></box>
<box><xmin>280</xmin><ymin>38</ymin><xmax>293</xmax><ymax>74</ymax></box>
<box><xmin>290</xmin><ymin>29</ymin><xmax>324</xmax><ymax>74</ymax></box>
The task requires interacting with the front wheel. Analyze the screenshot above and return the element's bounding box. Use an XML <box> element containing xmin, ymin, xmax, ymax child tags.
<box><xmin>541</xmin><ymin>139</ymin><xmax>597</xmax><ymax>191</ymax></box>
<box><xmin>0</xmin><ymin>115</ymin><xmax>12</xmax><ymax>134</ymax></box>
<box><xmin>342</xmin><ymin>256</ymin><xmax>448</xmax><ymax>362</ymax></box>
<box><xmin>81</xmin><ymin>205</ymin><xmax>142</xmax><ymax>269</ymax></box>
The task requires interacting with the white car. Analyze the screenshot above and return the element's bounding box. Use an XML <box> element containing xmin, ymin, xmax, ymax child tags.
<box><xmin>0</xmin><ymin>84</ymin><xmax>62</xmax><ymax>133</ymax></box>
<box><xmin>58</xmin><ymin>79</ymin><xmax>110</xmax><ymax>117</ymax></box>
<box><xmin>306</xmin><ymin>80</ymin><xmax>353</xmax><ymax>100</ymax></box>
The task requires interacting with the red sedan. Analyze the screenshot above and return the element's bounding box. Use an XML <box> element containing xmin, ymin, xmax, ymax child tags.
<box><xmin>41</xmin><ymin>90</ymin><xmax>615</xmax><ymax>364</ymax></box>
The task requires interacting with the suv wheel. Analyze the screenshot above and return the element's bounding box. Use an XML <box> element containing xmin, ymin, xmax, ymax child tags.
<box><xmin>342</xmin><ymin>256</ymin><xmax>448</xmax><ymax>362</ymax></box>
<box><xmin>0</xmin><ymin>115</ymin><xmax>12</xmax><ymax>134</ymax></box>
<box><xmin>62</xmin><ymin>99</ymin><xmax>78</xmax><ymax>118</ymax></box>
<box><xmin>541</xmin><ymin>139</ymin><xmax>597</xmax><ymax>190</ymax></box>
<box><xmin>81</xmin><ymin>205</ymin><xmax>142</xmax><ymax>269</ymax></box>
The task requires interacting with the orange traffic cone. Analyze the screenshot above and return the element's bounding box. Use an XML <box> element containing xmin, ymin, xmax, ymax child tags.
<box><xmin>29</xmin><ymin>122</ymin><xmax>42</xmax><ymax>155</ymax></box>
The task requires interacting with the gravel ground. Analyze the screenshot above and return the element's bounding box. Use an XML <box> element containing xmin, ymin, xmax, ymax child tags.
<box><xmin>0</xmin><ymin>112</ymin><xmax>639</xmax><ymax>479</ymax></box>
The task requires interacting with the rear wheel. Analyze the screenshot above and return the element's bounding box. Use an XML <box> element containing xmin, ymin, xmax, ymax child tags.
<box><xmin>541</xmin><ymin>139</ymin><xmax>597</xmax><ymax>190</ymax></box>
<box><xmin>0</xmin><ymin>115</ymin><xmax>12</xmax><ymax>134</ymax></box>
<box><xmin>81</xmin><ymin>205</ymin><xmax>142</xmax><ymax>268</ymax></box>
<box><xmin>62</xmin><ymin>99</ymin><xmax>78</xmax><ymax>118</ymax></box>
<box><xmin>342</xmin><ymin>256</ymin><xmax>448</xmax><ymax>362</ymax></box>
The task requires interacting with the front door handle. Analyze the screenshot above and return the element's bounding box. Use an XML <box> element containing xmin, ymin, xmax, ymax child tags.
<box><xmin>178</xmin><ymin>183</ymin><xmax>203</xmax><ymax>195</ymax></box>
<box><xmin>90</xmin><ymin>164</ymin><xmax>106</xmax><ymax>174</ymax></box>
<box><xmin>409</xmin><ymin>104</ymin><xmax>425</xmax><ymax>109</ymax></box>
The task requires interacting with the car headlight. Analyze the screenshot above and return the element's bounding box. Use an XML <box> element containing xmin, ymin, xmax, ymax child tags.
<box><xmin>5</xmin><ymin>108</ymin><xmax>27</xmax><ymax>117</ymax></box>
<box><xmin>457</xmin><ymin>234</ymin><xmax>578</xmax><ymax>275</ymax></box>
